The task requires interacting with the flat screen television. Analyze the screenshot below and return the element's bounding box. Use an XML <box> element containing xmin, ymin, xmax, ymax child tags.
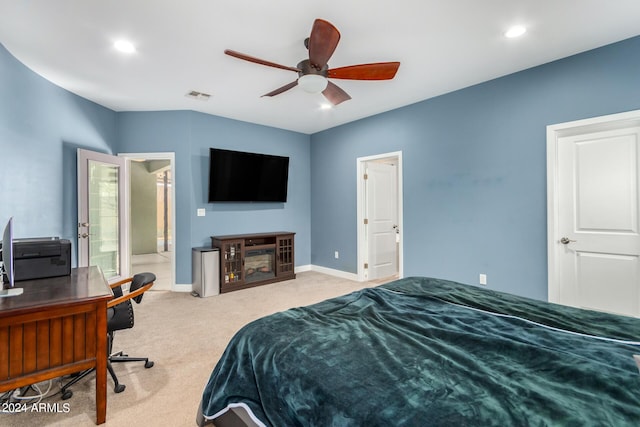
<box><xmin>208</xmin><ymin>148</ymin><xmax>289</xmax><ymax>202</ymax></box>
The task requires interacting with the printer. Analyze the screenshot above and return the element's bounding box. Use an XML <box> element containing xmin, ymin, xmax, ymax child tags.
<box><xmin>11</xmin><ymin>238</ymin><xmax>71</xmax><ymax>281</ymax></box>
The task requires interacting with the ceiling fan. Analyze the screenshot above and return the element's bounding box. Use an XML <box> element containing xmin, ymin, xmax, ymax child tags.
<box><xmin>224</xmin><ymin>19</ymin><xmax>400</xmax><ymax>106</ymax></box>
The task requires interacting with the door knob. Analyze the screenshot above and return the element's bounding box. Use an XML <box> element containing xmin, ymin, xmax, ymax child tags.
<box><xmin>560</xmin><ymin>237</ymin><xmax>576</xmax><ymax>244</ymax></box>
<box><xmin>80</xmin><ymin>233</ymin><xmax>89</xmax><ymax>239</ymax></box>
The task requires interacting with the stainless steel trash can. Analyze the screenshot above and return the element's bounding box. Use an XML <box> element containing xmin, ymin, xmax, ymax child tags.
<box><xmin>192</xmin><ymin>247</ymin><xmax>220</xmax><ymax>297</ymax></box>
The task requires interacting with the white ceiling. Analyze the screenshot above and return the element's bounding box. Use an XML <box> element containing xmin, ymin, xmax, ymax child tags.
<box><xmin>1</xmin><ymin>1</ymin><xmax>639</xmax><ymax>134</ymax></box>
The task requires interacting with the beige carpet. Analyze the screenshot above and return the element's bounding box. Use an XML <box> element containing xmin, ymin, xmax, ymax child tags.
<box><xmin>2</xmin><ymin>271</ymin><xmax>387</xmax><ymax>427</ymax></box>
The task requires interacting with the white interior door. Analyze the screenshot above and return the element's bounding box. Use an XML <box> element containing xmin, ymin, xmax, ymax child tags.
<box><xmin>548</xmin><ymin>111</ymin><xmax>640</xmax><ymax>317</ymax></box>
<box><xmin>365</xmin><ymin>161</ymin><xmax>398</xmax><ymax>280</ymax></box>
<box><xmin>78</xmin><ymin>149</ymin><xmax>129</xmax><ymax>282</ymax></box>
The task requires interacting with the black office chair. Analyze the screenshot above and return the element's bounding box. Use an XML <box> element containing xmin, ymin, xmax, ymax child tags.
<box><xmin>61</xmin><ymin>272</ymin><xmax>156</xmax><ymax>399</ymax></box>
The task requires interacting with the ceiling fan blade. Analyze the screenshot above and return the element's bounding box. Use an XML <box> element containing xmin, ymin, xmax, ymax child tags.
<box><xmin>224</xmin><ymin>49</ymin><xmax>300</xmax><ymax>73</ymax></box>
<box><xmin>322</xmin><ymin>82</ymin><xmax>351</xmax><ymax>105</ymax></box>
<box><xmin>262</xmin><ymin>81</ymin><xmax>299</xmax><ymax>97</ymax></box>
<box><xmin>328</xmin><ymin>62</ymin><xmax>400</xmax><ymax>80</ymax></box>
<box><xmin>308</xmin><ymin>19</ymin><xmax>341</xmax><ymax>69</ymax></box>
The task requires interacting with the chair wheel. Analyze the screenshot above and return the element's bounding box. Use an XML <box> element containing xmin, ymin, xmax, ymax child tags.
<box><xmin>114</xmin><ymin>384</ymin><xmax>126</xmax><ymax>393</ymax></box>
<box><xmin>61</xmin><ymin>390</ymin><xmax>73</xmax><ymax>400</ymax></box>
<box><xmin>145</xmin><ymin>361</ymin><xmax>154</xmax><ymax>369</ymax></box>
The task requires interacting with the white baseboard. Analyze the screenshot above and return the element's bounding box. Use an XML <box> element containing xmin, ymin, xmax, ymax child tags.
<box><xmin>309</xmin><ymin>265</ymin><xmax>359</xmax><ymax>281</ymax></box>
<box><xmin>295</xmin><ymin>264</ymin><xmax>312</xmax><ymax>273</ymax></box>
<box><xmin>173</xmin><ymin>283</ymin><xmax>192</xmax><ymax>293</ymax></box>
<box><xmin>174</xmin><ymin>265</ymin><xmax>359</xmax><ymax>293</ymax></box>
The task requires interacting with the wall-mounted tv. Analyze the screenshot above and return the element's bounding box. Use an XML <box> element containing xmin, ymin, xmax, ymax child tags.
<box><xmin>208</xmin><ymin>148</ymin><xmax>289</xmax><ymax>202</ymax></box>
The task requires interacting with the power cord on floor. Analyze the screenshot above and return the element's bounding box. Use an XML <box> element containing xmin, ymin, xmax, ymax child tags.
<box><xmin>1</xmin><ymin>380</ymin><xmax>53</xmax><ymax>406</ymax></box>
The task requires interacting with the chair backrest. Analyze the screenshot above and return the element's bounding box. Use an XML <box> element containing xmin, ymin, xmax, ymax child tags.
<box><xmin>108</xmin><ymin>272</ymin><xmax>156</xmax><ymax>332</ymax></box>
<box><xmin>130</xmin><ymin>272</ymin><xmax>156</xmax><ymax>304</ymax></box>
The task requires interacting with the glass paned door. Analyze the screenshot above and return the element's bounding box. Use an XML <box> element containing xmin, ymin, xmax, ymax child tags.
<box><xmin>78</xmin><ymin>149</ymin><xmax>128</xmax><ymax>281</ymax></box>
<box><xmin>88</xmin><ymin>161</ymin><xmax>119</xmax><ymax>277</ymax></box>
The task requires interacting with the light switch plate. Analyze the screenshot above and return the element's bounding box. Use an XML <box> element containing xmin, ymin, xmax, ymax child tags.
<box><xmin>197</xmin><ymin>208</ymin><xmax>205</xmax><ymax>217</ymax></box>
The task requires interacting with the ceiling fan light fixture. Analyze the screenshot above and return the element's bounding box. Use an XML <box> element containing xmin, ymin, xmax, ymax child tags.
<box><xmin>298</xmin><ymin>74</ymin><xmax>328</xmax><ymax>93</ymax></box>
<box><xmin>224</xmin><ymin>19</ymin><xmax>399</xmax><ymax>105</ymax></box>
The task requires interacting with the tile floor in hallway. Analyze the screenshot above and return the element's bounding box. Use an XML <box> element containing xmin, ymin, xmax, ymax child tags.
<box><xmin>131</xmin><ymin>252</ymin><xmax>172</xmax><ymax>290</ymax></box>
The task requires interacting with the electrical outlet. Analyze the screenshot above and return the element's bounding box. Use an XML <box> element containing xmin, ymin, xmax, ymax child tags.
<box><xmin>479</xmin><ymin>274</ymin><xmax>487</xmax><ymax>285</ymax></box>
<box><xmin>334</xmin><ymin>251</ymin><xmax>339</xmax><ymax>259</ymax></box>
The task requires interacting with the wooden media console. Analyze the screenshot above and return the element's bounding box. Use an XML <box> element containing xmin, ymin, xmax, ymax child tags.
<box><xmin>211</xmin><ymin>232</ymin><xmax>295</xmax><ymax>293</ymax></box>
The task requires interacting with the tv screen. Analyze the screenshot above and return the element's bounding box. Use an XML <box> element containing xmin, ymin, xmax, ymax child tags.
<box><xmin>208</xmin><ymin>148</ymin><xmax>289</xmax><ymax>202</ymax></box>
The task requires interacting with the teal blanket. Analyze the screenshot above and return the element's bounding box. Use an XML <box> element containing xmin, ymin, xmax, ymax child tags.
<box><xmin>200</xmin><ymin>277</ymin><xmax>640</xmax><ymax>426</ymax></box>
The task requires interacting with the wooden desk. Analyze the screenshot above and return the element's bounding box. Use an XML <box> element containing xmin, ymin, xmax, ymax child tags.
<box><xmin>0</xmin><ymin>266</ymin><xmax>112</xmax><ymax>424</ymax></box>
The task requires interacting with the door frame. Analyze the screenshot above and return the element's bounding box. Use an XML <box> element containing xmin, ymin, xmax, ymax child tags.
<box><xmin>356</xmin><ymin>151</ymin><xmax>404</xmax><ymax>282</ymax></box>
<box><xmin>118</xmin><ymin>152</ymin><xmax>176</xmax><ymax>291</ymax></box>
<box><xmin>546</xmin><ymin>109</ymin><xmax>640</xmax><ymax>303</ymax></box>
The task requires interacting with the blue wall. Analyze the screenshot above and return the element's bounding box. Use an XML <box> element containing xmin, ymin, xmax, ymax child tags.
<box><xmin>2</xmin><ymin>35</ymin><xmax>639</xmax><ymax>299</ymax></box>
<box><xmin>116</xmin><ymin>111</ymin><xmax>310</xmax><ymax>284</ymax></box>
<box><xmin>310</xmin><ymin>36</ymin><xmax>640</xmax><ymax>300</ymax></box>
<box><xmin>0</xmin><ymin>44</ymin><xmax>117</xmax><ymax>265</ymax></box>
<box><xmin>0</xmin><ymin>44</ymin><xmax>310</xmax><ymax>285</ymax></box>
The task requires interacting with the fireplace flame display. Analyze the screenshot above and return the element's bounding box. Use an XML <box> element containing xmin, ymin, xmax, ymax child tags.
<box><xmin>245</xmin><ymin>249</ymin><xmax>275</xmax><ymax>283</ymax></box>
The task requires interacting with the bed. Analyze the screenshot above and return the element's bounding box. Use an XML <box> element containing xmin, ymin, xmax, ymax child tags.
<box><xmin>197</xmin><ymin>277</ymin><xmax>640</xmax><ymax>426</ymax></box>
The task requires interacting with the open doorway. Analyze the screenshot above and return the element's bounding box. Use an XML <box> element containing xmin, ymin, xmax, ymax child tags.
<box><xmin>356</xmin><ymin>151</ymin><xmax>403</xmax><ymax>282</ymax></box>
<box><xmin>120</xmin><ymin>152</ymin><xmax>175</xmax><ymax>291</ymax></box>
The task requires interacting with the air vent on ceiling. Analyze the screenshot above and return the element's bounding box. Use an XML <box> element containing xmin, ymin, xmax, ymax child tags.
<box><xmin>185</xmin><ymin>90</ymin><xmax>211</xmax><ymax>101</ymax></box>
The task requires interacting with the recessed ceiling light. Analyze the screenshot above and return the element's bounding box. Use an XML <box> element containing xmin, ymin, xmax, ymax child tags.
<box><xmin>505</xmin><ymin>25</ymin><xmax>527</xmax><ymax>38</ymax></box>
<box><xmin>114</xmin><ymin>39</ymin><xmax>136</xmax><ymax>53</ymax></box>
